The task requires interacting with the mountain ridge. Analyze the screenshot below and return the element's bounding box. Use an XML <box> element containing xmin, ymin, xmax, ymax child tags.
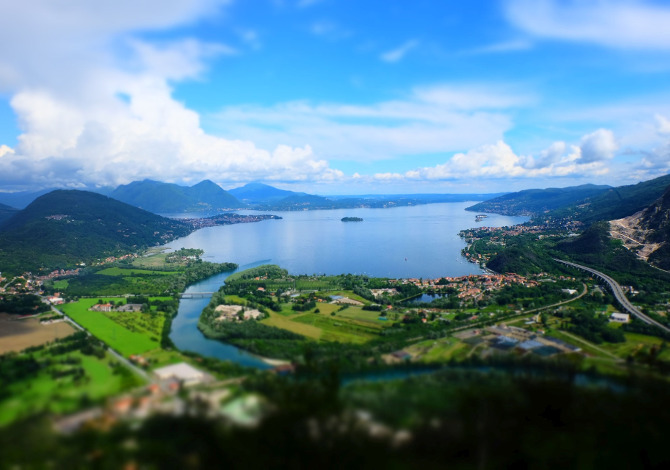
<box><xmin>110</xmin><ymin>179</ymin><xmax>245</xmax><ymax>213</ymax></box>
<box><xmin>0</xmin><ymin>190</ymin><xmax>193</xmax><ymax>274</ymax></box>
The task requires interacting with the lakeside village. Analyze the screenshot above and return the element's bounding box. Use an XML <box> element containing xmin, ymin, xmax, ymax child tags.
<box><xmin>4</xmin><ymin>220</ymin><xmax>670</xmax><ymax>437</ymax></box>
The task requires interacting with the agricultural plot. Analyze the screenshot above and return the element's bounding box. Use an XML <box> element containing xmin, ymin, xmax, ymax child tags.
<box><xmin>406</xmin><ymin>338</ymin><xmax>471</xmax><ymax>363</ymax></box>
<box><xmin>600</xmin><ymin>332</ymin><xmax>670</xmax><ymax>361</ymax></box>
<box><xmin>60</xmin><ymin>299</ymin><xmax>159</xmax><ymax>356</ymax></box>
<box><xmin>0</xmin><ymin>348</ymin><xmax>141</xmax><ymax>426</ymax></box>
<box><xmin>291</xmin><ymin>313</ymin><xmax>380</xmax><ymax>343</ymax></box>
<box><xmin>334</xmin><ymin>306</ymin><xmax>391</xmax><ymax>324</ymax></box>
<box><xmin>96</xmin><ymin>267</ymin><xmax>177</xmax><ymax>276</ymax></box>
<box><xmin>0</xmin><ymin>314</ymin><xmax>76</xmax><ymax>354</ymax></box>
<box><xmin>132</xmin><ymin>252</ymin><xmax>169</xmax><ymax>268</ymax></box>
<box><xmin>261</xmin><ymin>312</ymin><xmax>322</xmax><ymax>340</ymax></box>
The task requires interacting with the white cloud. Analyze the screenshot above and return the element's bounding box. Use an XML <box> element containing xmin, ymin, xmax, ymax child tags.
<box><xmin>656</xmin><ymin>114</ymin><xmax>670</xmax><ymax>135</ymax></box>
<box><xmin>0</xmin><ymin>0</ymin><xmax>344</xmax><ymax>189</ymax></box>
<box><xmin>464</xmin><ymin>39</ymin><xmax>533</xmax><ymax>55</ymax></box>
<box><xmin>374</xmin><ymin>130</ymin><xmax>618</xmax><ymax>182</ymax></box>
<box><xmin>380</xmin><ymin>40</ymin><xmax>419</xmax><ymax>63</ymax></box>
<box><xmin>210</xmin><ymin>83</ymin><xmax>532</xmax><ymax>161</ymax></box>
<box><xmin>0</xmin><ymin>144</ymin><xmax>14</xmax><ymax>158</ymax></box>
<box><xmin>577</xmin><ymin>129</ymin><xmax>618</xmax><ymax>164</ymax></box>
<box><xmin>505</xmin><ymin>0</ymin><xmax>670</xmax><ymax>49</ymax></box>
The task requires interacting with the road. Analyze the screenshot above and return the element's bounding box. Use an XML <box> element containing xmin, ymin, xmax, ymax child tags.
<box><xmin>50</xmin><ymin>304</ymin><xmax>149</xmax><ymax>380</ymax></box>
<box><xmin>554</xmin><ymin>259</ymin><xmax>670</xmax><ymax>335</ymax></box>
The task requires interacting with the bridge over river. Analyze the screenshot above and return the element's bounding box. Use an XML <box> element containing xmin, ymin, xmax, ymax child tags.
<box><xmin>179</xmin><ymin>292</ymin><xmax>216</xmax><ymax>299</ymax></box>
<box><xmin>555</xmin><ymin>259</ymin><xmax>670</xmax><ymax>335</ymax></box>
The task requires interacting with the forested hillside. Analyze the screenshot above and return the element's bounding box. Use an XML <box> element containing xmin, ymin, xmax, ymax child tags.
<box><xmin>0</xmin><ymin>190</ymin><xmax>193</xmax><ymax>274</ymax></box>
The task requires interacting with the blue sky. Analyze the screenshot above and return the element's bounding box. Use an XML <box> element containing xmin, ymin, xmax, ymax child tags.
<box><xmin>0</xmin><ymin>0</ymin><xmax>669</xmax><ymax>194</ymax></box>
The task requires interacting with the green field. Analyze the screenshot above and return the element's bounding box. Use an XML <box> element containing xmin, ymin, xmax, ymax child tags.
<box><xmin>407</xmin><ymin>338</ymin><xmax>471</xmax><ymax>362</ymax></box>
<box><xmin>600</xmin><ymin>332</ymin><xmax>670</xmax><ymax>361</ymax></box>
<box><xmin>96</xmin><ymin>267</ymin><xmax>177</xmax><ymax>276</ymax></box>
<box><xmin>334</xmin><ymin>306</ymin><xmax>390</xmax><ymax>324</ymax></box>
<box><xmin>131</xmin><ymin>252</ymin><xmax>169</xmax><ymax>268</ymax></box>
<box><xmin>0</xmin><ymin>350</ymin><xmax>141</xmax><ymax>426</ymax></box>
<box><xmin>52</xmin><ymin>279</ymin><xmax>69</xmax><ymax>290</ymax></box>
<box><xmin>261</xmin><ymin>312</ymin><xmax>323</xmax><ymax>340</ymax></box>
<box><xmin>290</xmin><ymin>312</ymin><xmax>380</xmax><ymax>343</ymax></box>
<box><xmin>60</xmin><ymin>299</ymin><xmax>160</xmax><ymax>356</ymax></box>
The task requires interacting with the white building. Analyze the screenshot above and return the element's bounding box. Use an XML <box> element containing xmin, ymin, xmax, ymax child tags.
<box><xmin>153</xmin><ymin>362</ymin><xmax>207</xmax><ymax>386</ymax></box>
<box><xmin>610</xmin><ymin>312</ymin><xmax>630</xmax><ymax>323</ymax></box>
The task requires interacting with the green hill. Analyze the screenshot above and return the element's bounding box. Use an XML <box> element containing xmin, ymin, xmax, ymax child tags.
<box><xmin>466</xmin><ymin>184</ymin><xmax>610</xmax><ymax>216</ymax></box>
<box><xmin>0</xmin><ymin>190</ymin><xmax>193</xmax><ymax>274</ymax></box>
<box><xmin>110</xmin><ymin>179</ymin><xmax>245</xmax><ymax>213</ymax></box>
<box><xmin>550</xmin><ymin>173</ymin><xmax>670</xmax><ymax>223</ymax></box>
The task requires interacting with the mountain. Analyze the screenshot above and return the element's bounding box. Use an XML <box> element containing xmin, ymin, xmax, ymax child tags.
<box><xmin>228</xmin><ymin>182</ymin><xmax>301</xmax><ymax>204</ymax></box>
<box><xmin>0</xmin><ymin>190</ymin><xmax>193</xmax><ymax>274</ymax></box>
<box><xmin>610</xmin><ymin>185</ymin><xmax>670</xmax><ymax>269</ymax></box>
<box><xmin>549</xmin><ymin>173</ymin><xmax>670</xmax><ymax>223</ymax></box>
<box><xmin>0</xmin><ymin>202</ymin><xmax>18</xmax><ymax>226</ymax></box>
<box><xmin>466</xmin><ymin>184</ymin><xmax>611</xmax><ymax>216</ymax></box>
<box><xmin>110</xmin><ymin>179</ymin><xmax>245</xmax><ymax>213</ymax></box>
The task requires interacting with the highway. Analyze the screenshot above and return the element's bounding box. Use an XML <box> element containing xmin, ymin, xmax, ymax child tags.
<box><xmin>554</xmin><ymin>259</ymin><xmax>670</xmax><ymax>335</ymax></box>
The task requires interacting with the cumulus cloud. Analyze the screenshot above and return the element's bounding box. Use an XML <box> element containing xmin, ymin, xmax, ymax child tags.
<box><xmin>0</xmin><ymin>0</ymin><xmax>343</xmax><ymax>190</ymax></box>
<box><xmin>380</xmin><ymin>40</ymin><xmax>419</xmax><ymax>63</ymax></box>
<box><xmin>576</xmin><ymin>129</ymin><xmax>618</xmax><ymax>164</ymax></box>
<box><xmin>0</xmin><ymin>144</ymin><xmax>14</xmax><ymax>158</ymax></box>
<box><xmin>632</xmin><ymin>114</ymin><xmax>670</xmax><ymax>174</ymax></box>
<box><xmin>505</xmin><ymin>0</ymin><xmax>670</xmax><ymax>49</ymax></box>
<box><xmin>374</xmin><ymin>130</ymin><xmax>618</xmax><ymax>182</ymax></box>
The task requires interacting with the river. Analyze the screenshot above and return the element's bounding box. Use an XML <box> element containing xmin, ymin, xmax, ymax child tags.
<box><xmin>166</xmin><ymin>203</ymin><xmax>528</xmax><ymax>366</ymax></box>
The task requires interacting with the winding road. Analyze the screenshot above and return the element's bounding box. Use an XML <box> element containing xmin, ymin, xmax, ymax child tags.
<box><xmin>554</xmin><ymin>259</ymin><xmax>670</xmax><ymax>335</ymax></box>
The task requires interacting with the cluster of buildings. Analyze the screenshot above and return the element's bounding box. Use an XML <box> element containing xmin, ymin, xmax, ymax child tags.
<box><xmin>90</xmin><ymin>303</ymin><xmax>143</xmax><ymax>313</ymax></box>
<box><xmin>388</xmin><ymin>273</ymin><xmax>541</xmax><ymax>302</ymax></box>
<box><xmin>214</xmin><ymin>304</ymin><xmax>263</xmax><ymax>321</ymax></box>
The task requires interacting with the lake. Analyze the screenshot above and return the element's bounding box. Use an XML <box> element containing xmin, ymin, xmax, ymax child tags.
<box><xmin>166</xmin><ymin>203</ymin><xmax>527</xmax><ymax>365</ymax></box>
<box><xmin>163</xmin><ymin>202</ymin><xmax>527</xmax><ymax>279</ymax></box>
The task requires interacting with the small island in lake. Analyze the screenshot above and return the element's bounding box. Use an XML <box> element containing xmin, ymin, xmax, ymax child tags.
<box><xmin>341</xmin><ymin>216</ymin><xmax>363</xmax><ymax>222</ymax></box>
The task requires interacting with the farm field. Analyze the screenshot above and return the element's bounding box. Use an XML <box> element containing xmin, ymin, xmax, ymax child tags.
<box><xmin>334</xmin><ymin>306</ymin><xmax>390</xmax><ymax>324</ymax></box>
<box><xmin>96</xmin><ymin>267</ymin><xmax>177</xmax><ymax>276</ymax></box>
<box><xmin>60</xmin><ymin>299</ymin><xmax>160</xmax><ymax>356</ymax></box>
<box><xmin>0</xmin><ymin>314</ymin><xmax>76</xmax><ymax>354</ymax></box>
<box><xmin>290</xmin><ymin>312</ymin><xmax>381</xmax><ymax>343</ymax></box>
<box><xmin>600</xmin><ymin>332</ymin><xmax>670</xmax><ymax>361</ymax></box>
<box><xmin>131</xmin><ymin>252</ymin><xmax>169</xmax><ymax>268</ymax></box>
<box><xmin>0</xmin><ymin>348</ymin><xmax>141</xmax><ymax>426</ymax></box>
<box><xmin>261</xmin><ymin>312</ymin><xmax>322</xmax><ymax>340</ymax></box>
<box><xmin>406</xmin><ymin>338</ymin><xmax>471</xmax><ymax>363</ymax></box>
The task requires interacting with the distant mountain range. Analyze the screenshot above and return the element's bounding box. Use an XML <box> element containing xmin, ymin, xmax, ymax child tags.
<box><xmin>467</xmin><ymin>174</ymin><xmax>670</xmax><ymax>225</ymax></box>
<box><xmin>0</xmin><ymin>190</ymin><xmax>192</xmax><ymax>274</ymax></box>
<box><xmin>110</xmin><ymin>179</ymin><xmax>244</xmax><ymax>213</ymax></box>
<box><xmin>228</xmin><ymin>182</ymin><xmax>302</xmax><ymax>204</ymax></box>
<box><xmin>0</xmin><ymin>181</ymin><xmax>505</xmax><ymax>214</ymax></box>
<box><xmin>466</xmin><ymin>184</ymin><xmax>611</xmax><ymax>216</ymax></box>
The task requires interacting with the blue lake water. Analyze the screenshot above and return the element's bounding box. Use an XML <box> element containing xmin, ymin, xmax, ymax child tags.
<box><xmin>164</xmin><ymin>203</ymin><xmax>526</xmax><ymax>279</ymax></box>
<box><xmin>166</xmin><ymin>203</ymin><xmax>528</xmax><ymax>365</ymax></box>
